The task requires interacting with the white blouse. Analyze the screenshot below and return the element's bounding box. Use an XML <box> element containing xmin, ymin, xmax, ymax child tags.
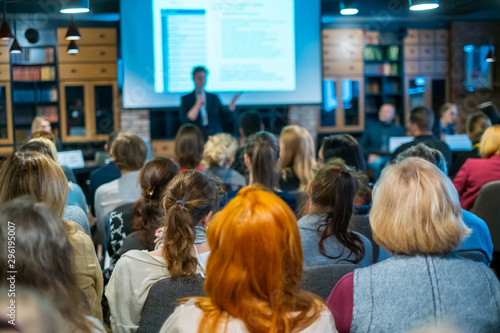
<box><xmin>160</xmin><ymin>300</ymin><xmax>337</xmax><ymax>333</ymax></box>
<box><xmin>106</xmin><ymin>250</ymin><xmax>209</xmax><ymax>333</ymax></box>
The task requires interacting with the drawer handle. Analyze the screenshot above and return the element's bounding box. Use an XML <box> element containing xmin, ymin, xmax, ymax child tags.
<box><xmin>100</xmin><ymin>34</ymin><xmax>106</xmax><ymax>38</ymax></box>
<box><xmin>71</xmin><ymin>69</ymin><xmax>77</xmax><ymax>73</ymax></box>
<box><xmin>100</xmin><ymin>51</ymin><xmax>106</xmax><ymax>56</ymax></box>
<box><xmin>101</xmin><ymin>68</ymin><xmax>107</xmax><ymax>73</ymax></box>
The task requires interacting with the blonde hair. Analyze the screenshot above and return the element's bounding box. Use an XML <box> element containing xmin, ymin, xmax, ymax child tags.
<box><xmin>31</xmin><ymin>116</ymin><xmax>50</xmax><ymax>134</ymax></box>
<box><xmin>370</xmin><ymin>157</ymin><xmax>470</xmax><ymax>255</ymax></box>
<box><xmin>279</xmin><ymin>125</ymin><xmax>316</xmax><ymax>191</ymax></box>
<box><xmin>203</xmin><ymin>133</ymin><xmax>238</xmax><ymax>167</ymax></box>
<box><xmin>29</xmin><ymin>137</ymin><xmax>58</xmax><ymax>163</ymax></box>
<box><xmin>479</xmin><ymin>125</ymin><xmax>500</xmax><ymax>158</ymax></box>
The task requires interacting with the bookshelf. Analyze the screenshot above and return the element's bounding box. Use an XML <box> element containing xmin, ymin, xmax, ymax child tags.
<box><xmin>10</xmin><ymin>46</ymin><xmax>60</xmax><ymax>145</ymax></box>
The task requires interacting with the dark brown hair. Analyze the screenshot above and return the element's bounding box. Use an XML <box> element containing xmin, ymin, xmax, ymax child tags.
<box><xmin>0</xmin><ymin>198</ymin><xmax>95</xmax><ymax>333</ymax></box>
<box><xmin>244</xmin><ymin>131</ymin><xmax>279</xmax><ymax>190</ymax></box>
<box><xmin>466</xmin><ymin>111</ymin><xmax>491</xmax><ymax>144</ymax></box>
<box><xmin>111</xmin><ymin>133</ymin><xmax>148</xmax><ymax>171</ymax></box>
<box><xmin>161</xmin><ymin>170</ymin><xmax>218</xmax><ymax>278</ymax></box>
<box><xmin>309</xmin><ymin>161</ymin><xmax>365</xmax><ymax>263</ymax></box>
<box><xmin>410</xmin><ymin>106</ymin><xmax>434</xmax><ymax>132</ymax></box>
<box><xmin>133</xmin><ymin>157</ymin><xmax>179</xmax><ymax>250</ymax></box>
<box><xmin>174</xmin><ymin>124</ymin><xmax>204</xmax><ymax>170</ymax></box>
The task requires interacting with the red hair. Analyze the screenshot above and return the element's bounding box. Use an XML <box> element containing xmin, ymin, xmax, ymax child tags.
<box><xmin>194</xmin><ymin>187</ymin><xmax>322</xmax><ymax>332</ymax></box>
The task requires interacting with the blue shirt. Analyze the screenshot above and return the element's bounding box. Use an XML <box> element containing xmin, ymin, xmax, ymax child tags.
<box><xmin>88</xmin><ymin>161</ymin><xmax>121</xmax><ymax>215</ymax></box>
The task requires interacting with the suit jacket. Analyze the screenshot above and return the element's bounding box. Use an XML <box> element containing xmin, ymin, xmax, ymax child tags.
<box><xmin>360</xmin><ymin>120</ymin><xmax>406</xmax><ymax>156</ymax></box>
<box><xmin>180</xmin><ymin>91</ymin><xmax>233</xmax><ymax>135</ymax></box>
<box><xmin>453</xmin><ymin>155</ymin><xmax>500</xmax><ymax>211</ymax></box>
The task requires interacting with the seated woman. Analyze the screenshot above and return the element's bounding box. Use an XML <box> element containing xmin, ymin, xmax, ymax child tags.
<box><xmin>279</xmin><ymin>125</ymin><xmax>316</xmax><ymax>191</ymax></box>
<box><xmin>326</xmin><ymin>157</ymin><xmax>500</xmax><ymax>333</ymax></box>
<box><xmin>319</xmin><ymin>134</ymin><xmax>367</xmax><ymax>174</ymax></box>
<box><xmin>174</xmin><ymin>124</ymin><xmax>205</xmax><ymax>172</ymax></box>
<box><xmin>203</xmin><ymin>133</ymin><xmax>246</xmax><ymax>191</ymax></box>
<box><xmin>299</xmin><ymin>161</ymin><xmax>372</xmax><ymax>268</ymax></box>
<box><xmin>106</xmin><ymin>170</ymin><xmax>218</xmax><ymax>333</ymax></box>
<box><xmin>0</xmin><ymin>152</ymin><xmax>103</xmax><ymax>322</ymax></box>
<box><xmin>161</xmin><ymin>187</ymin><xmax>336</xmax><ymax>332</ymax></box>
<box><xmin>0</xmin><ymin>198</ymin><xmax>104</xmax><ymax>332</ymax></box>
<box><xmin>31</xmin><ymin>115</ymin><xmax>62</xmax><ymax>151</ymax></box>
<box><xmin>453</xmin><ymin>125</ymin><xmax>500</xmax><ymax>210</ymax></box>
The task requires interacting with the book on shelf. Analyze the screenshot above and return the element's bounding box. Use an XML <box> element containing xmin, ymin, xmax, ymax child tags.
<box><xmin>13</xmin><ymin>66</ymin><xmax>56</xmax><ymax>81</ymax></box>
<box><xmin>13</xmin><ymin>87</ymin><xmax>58</xmax><ymax>102</ymax></box>
<box><xmin>37</xmin><ymin>106</ymin><xmax>59</xmax><ymax>123</ymax></box>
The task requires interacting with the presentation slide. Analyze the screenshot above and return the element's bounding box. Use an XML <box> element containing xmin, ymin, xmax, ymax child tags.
<box><xmin>121</xmin><ymin>0</ymin><xmax>320</xmax><ymax>108</ymax></box>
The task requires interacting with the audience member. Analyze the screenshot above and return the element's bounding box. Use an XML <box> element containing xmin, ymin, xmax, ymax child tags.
<box><xmin>383</xmin><ymin>144</ymin><xmax>493</xmax><ymax>265</ymax></box>
<box><xmin>223</xmin><ymin>131</ymin><xmax>297</xmax><ymax>212</ymax></box>
<box><xmin>203</xmin><ymin>133</ymin><xmax>245</xmax><ymax>191</ymax></box>
<box><xmin>0</xmin><ymin>152</ymin><xmax>103</xmax><ymax>321</ymax></box>
<box><xmin>299</xmin><ymin>161</ymin><xmax>372</xmax><ymax>267</ymax></box>
<box><xmin>231</xmin><ymin>110</ymin><xmax>264</xmax><ymax>176</ymax></box>
<box><xmin>433</xmin><ymin>103</ymin><xmax>458</xmax><ymax>138</ymax></box>
<box><xmin>88</xmin><ymin>130</ymin><xmax>122</xmax><ymax>216</ymax></box>
<box><xmin>94</xmin><ymin>133</ymin><xmax>148</xmax><ymax>246</ymax></box>
<box><xmin>392</xmin><ymin>106</ymin><xmax>452</xmax><ymax>171</ymax></box>
<box><xmin>279</xmin><ymin>125</ymin><xmax>316</xmax><ymax>191</ymax></box>
<box><xmin>31</xmin><ymin>115</ymin><xmax>62</xmax><ymax>150</ymax></box>
<box><xmin>0</xmin><ymin>198</ymin><xmax>105</xmax><ymax>332</ymax></box>
<box><xmin>174</xmin><ymin>124</ymin><xmax>205</xmax><ymax>172</ymax></box>
<box><xmin>161</xmin><ymin>188</ymin><xmax>336</xmax><ymax>332</ymax></box>
<box><xmin>478</xmin><ymin>101</ymin><xmax>500</xmax><ymax>125</ymax></box>
<box><xmin>450</xmin><ymin>111</ymin><xmax>492</xmax><ymax>178</ymax></box>
<box><xmin>319</xmin><ymin>134</ymin><xmax>367</xmax><ymax>173</ymax></box>
<box><xmin>326</xmin><ymin>157</ymin><xmax>500</xmax><ymax>333</ymax></box>
<box><xmin>106</xmin><ymin>170</ymin><xmax>217</xmax><ymax>333</ymax></box>
<box><xmin>360</xmin><ymin>104</ymin><xmax>405</xmax><ymax>179</ymax></box>
<box><xmin>453</xmin><ymin>125</ymin><xmax>500</xmax><ymax>211</ymax></box>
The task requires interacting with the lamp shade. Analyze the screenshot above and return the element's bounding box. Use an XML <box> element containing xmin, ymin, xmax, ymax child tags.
<box><xmin>9</xmin><ymin>38</ymin><xmax>20</xmax><ymax>54</ymax></box>
<box><xmin>67</xmin><ymin>40</ymin><xmax>79</xmax><ymax>54</ymax></box>
<box><xmin>340</xmin><ymin>0</ymin><xmax>358</xmax><ymax>15</ymax></box>
<box><xmin>409</xmin><ymin>0</ymin><xmax>439</xmax><ymax>11</ymax></box>
<box><xmin>60</xmin><ymin>0</ymin><xmax>90</xmax><ymax>14</ymax></box>
<box><xmin>0</xmin><ymin>19</ymin><xmax>13</xmax><ymax>40</ymax></box>
<box><xmin>486</xmin><ymin>48</ymin><xmax>496</xmax><ymax>63</ymax></box>
<box><xmin>65</xmin><ymin>20</ymin><xmax>81</xmax><ymax>40</ymax></box>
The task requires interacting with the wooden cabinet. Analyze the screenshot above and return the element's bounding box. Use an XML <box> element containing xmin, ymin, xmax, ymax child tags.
<box><xmin>57</xmin><ymin>28</ymin><xmax>117</xmax><ymax>46</ymax></box>
<box><xmin>0</xmin><ymin>82</ymin><xmax>12</xmax><ymax>146</ymax></box>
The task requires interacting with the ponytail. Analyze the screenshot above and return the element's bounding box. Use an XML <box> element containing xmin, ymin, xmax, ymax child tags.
<box><xmin>245</xmin><ymin>132</ymin><xmax>279</xmax><ymax>190</ymax></box>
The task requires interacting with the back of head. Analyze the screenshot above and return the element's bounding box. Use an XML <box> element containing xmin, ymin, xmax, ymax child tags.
<box><xmin>478</xmin><ymin>101</ymin><xmax>500</xmax><ymax>125</ymax></box>
<box><xmin>27</xmin><ymin>137</ymin><xmax>58</xmax><ymax>163</ymax></box>
<box><xmin>466</xmin><ymin>112</ymin><xmax>491</xmax><ymax>144</ymax></box>
<box><xmin>244</xmin><ymin>131</ymin><xmax>280</xmax><ymax>190</ymax></box>
<box><xmin>321</xmin><ymin>134</ymin><xmax>367</xmax><ymax>173</ymax></box>
<box><xmin>203</xmin><ymin>133</ymin><xmax>238</xmax><ymax>167</ymax></box>
<box><xmin>196</xmin><ymin>187</ymin><xmax>321</xmax><ymax>332</ymax></box>
<box><xmin>309</xmin><ymin>161</ymin><xmax>364</xmax><ymax>262</ymax></box>
<box><xmin>279</xmin><ymin>125</ymin><xmax>316</xmax><ymax>190</ymax></box>
<box><xmin>239</xmin><ymin>111</ymin><xmax>263</xmax><ymax>138</ymax></box>
<box><xmin>107</xmin><ymin>130</ymin><xmax>121</xmax><ymax>152</ymax></box>
<box><xmin>133</xmin><ymin>157</ymin><xmax>179</xmax><ymax>250</ymax></box>
<box><xmin>111</xmin><ymin>133</ymin><xmax>148</xmax><ymax>171</ymax></box>
<box><xmin>370</xmin><ymin>157</ymin><xmax>469</xmax><ymax>256</ymax></box>
<box><xmin>174</xmin><ymin>124</ymin><xmax>204</xmax><ymax>170</ymax></box>
<box><xmin>394</xmin><ymin>143</ymin><xmax>447</xmax><ymax>174</ymax></box>
<box><xmin>0</xmin><ymin>198</ymin><xmax>93</xmax><ymax>333</ymax></box>
<box><xmin>479</xmin><ymin>125</ymin><xmax>500</xmax><ymax>159</ymax></box>
<box><xmin>410</xmin><ymin>106</ymin><xmax>434</xmax><ymax>132</ymax></box>
<box><xmin>161</xmin><ymin>170</ymin><xmax>219</xmax><ymax>278</ymax></box>
<box><xmin>0</xmin><ymin>152</ymin><xmax>68</xmax><ymax>218</ymax></box>
<box><xmin>17</xmin><ymin>139</ymin><xmax>55</xmax><ymax>161</ymax></box>
<box><xmin>31</xmin><ymin>116</ymin><xmax>49</xmax><ymax>134</ymax></box>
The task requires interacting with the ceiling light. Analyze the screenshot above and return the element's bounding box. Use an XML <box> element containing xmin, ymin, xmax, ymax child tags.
<box><xmin>340</xmin><ymin>1</ymin><xmax>358</xmax><ymax>15</ymax></box>
<box><xmin>65</xmin><ymin>19</ymin><xmax>81</xmax><ymax>40</ymax></box>
<box><xmin>60</xmin><ymin>0</ymin><xmax>90</xmax><ymax>14</ymax></box>
<box><xmin>409</xmin><ymin>0</ymin><xmax>439</xmax><ymax>11</ymax></box>
<box><xmin>67</xmin><ymin>40</ymin><xmax>79</xmax><ymax>54</ymax></box>
<box><xmin>0</xmin><ymin>1</ymin><xmax>12</xmax><ymax>40</ymax></box>
<box><xmin>486</xmin><ymin>47</ymin><xmax>495</xmax><ymax>63</ymax></box>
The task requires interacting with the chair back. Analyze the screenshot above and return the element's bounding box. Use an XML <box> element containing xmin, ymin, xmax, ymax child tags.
<box><xmin>349</xmin><ymin>214</ymin><xmax>379</xmax><ymax>263</ymax></box>
<box><xmin>301</xmin><ymin>264</ymin><xmax>358</xmax><ymax>300</ymax></box>
<box><xmin>138</xmin><ymin>274</ymin><xmax>205</xmax><ymax>333</ymax></box>
<box><xmin>471</xmin><ymin>180</ymin><xmax>500</xmax><ymax>250</ymax></box>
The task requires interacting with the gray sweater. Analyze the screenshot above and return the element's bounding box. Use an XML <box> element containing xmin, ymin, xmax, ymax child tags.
<box><xmin>298</xmin><ymin>214</ymin><xmax>373</xmax><ymax>268</ymax></box>
<box><xmin>352</xmin><ymin>254</ymin><xmax>500</xmax><ymax>333</ymax></box>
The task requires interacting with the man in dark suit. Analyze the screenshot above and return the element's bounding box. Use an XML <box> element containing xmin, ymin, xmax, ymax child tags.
<box><xmin>392</xmin><ymin>106</ymin><xmax>452</xmax><ymax>173</ymax></box>
<box><xmin>180</xmin><ymin>66</ymin><xmax>239</xmax><ymax>139</ymax></box>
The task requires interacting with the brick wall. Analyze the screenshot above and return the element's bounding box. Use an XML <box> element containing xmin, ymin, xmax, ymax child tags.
<box><xmin>120</xmin><ymin>109</ymin><xmax>151</xmax><ymax>142</ymax></box>
<box><xmin>288</xmin><ymin>105</ymin><xmax>320</xmax><ymax>142</ymax></box>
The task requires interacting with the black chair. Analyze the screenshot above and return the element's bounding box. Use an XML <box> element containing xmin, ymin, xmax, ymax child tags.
<box><xmin>138</xmin><ymin>275</ymin><xmax>205</xmax><ymax>333</ymax></box>
<box><xmin>349</xmin><ymin>214</ymin><xmax>379</xmax><ymax>263</ymax></box>
<box><xmin>120</xmin><ymin>231</ymin><xmax>147</xmax><ymax>256</ymax></box>
<box><xmin>457</xmin><ymin>250</ymin><xmax>488</xmax><ymax>265</ymax></box>
<box><xmin>290</xmin><ymin>190</ymin><xmax>310</xmax><ymax>218</ymax></box>
<box><xmin>301</xmin><ymin>264</ymin><xmax>359</xmax><ymax>300</ymax></box>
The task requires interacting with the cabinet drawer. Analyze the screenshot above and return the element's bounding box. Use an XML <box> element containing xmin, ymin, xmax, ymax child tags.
<box><xmin>404</xmin><ymin>61</ymin><xmax>419</xmax><ymax>74</ymax></box>
<box><xmin>58</xmin><ymin>46</ymin><xmax>117</xmax><ymax>63</ymax></box>
<box><xmin>419</xmin><ymin>45</ymin><xmax>435</xmax><ymax>59</ymax></box>
<box><xmin>323</xmin><ymin>45</ymin><xmax>362</xmax><ymax>62</ymax></box>
<box><xmin>435</xmin><ymin>45</ymin><xmax>448</xmax><ymax>59</ymax></box>
<box><xmin>0</xmin><ymin>64</ymin><xmax>10</xmax><ymax>80</ymax></box>
<box><xmin>322</xmin><ymin>29</ymin><xmax>363</xmax><ymax>45</ymax></box>
<box><xmin>59</xmin><ymin>64</ymin><xmax>117</xmax><ymax>80</ymax></box>
<box><xmin>419</xmin><ymin>61</ymin><xmax>434</xmax><ymax>74</ymax></box>
<box><xmin>323</xmin><ymin>61</ymin><xmax>363</xmax><ymax>76</ymax></box>
<box><xmin>435</xmin><ymin>60</ymin><xmax>448</xmax><ymax>74</ymax></box>
<box><xmin>404</xmin><ymin>29</ymin><xmax>419</xmax><ymax>44</ymax></box>
<box><xmin>58</xmin><ymin>28</ymin><xmax>117</xmax><ymax>45</ymax></box>
<box><xmin>435</xmin><ymin>30</ymin><xmax>449</xmax><ymax>44</ymax></box>
<box><xmin>0</xmin><ymin>46</ymin><xmax>9</xmax><ymax>63</ymax></box>
<box><xmin>404</xmin><ymin>45</ymin><xmax>419</xmax><ymax>59</ymax></box>
<box><xmin>151</xmin><ymin>140</ymin><xmax>175</xmax><ymax>157</ymax></box>
<box><xmin>419</xmin><ymin>30</ymin><xmax>435</xmax><ymax>44</ymax></box>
